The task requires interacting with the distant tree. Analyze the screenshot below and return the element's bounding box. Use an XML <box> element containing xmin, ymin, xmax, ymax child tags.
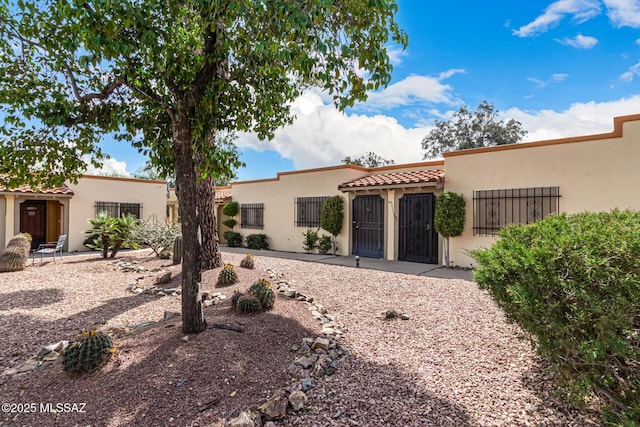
<box><xmin>342</xmin><ymin>152</ymin><xmax>395</xmax><ymax>168</ymax></box>
<box><xmin>434</xmin><ymin>192</ymin><xmax>466</xmax><ymax>268</ymax></box>
<box><xmin>422</xmin><ymin>101</ymin><xmax>527</xmax><ymax>159</ymax></box>
<box><xmin>320</xmin><ymin>196</ymin><xmax>344</xmax><ymax>255</ymax></box>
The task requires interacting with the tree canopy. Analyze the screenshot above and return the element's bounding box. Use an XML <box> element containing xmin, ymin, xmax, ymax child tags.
<box><xmin>342</xmin><ymin>151</ymin><xmax>395</xmax><ymax>168</ymax></box>
<box><xmin>422</xmin><ymin>101</ymin><xmax>527</xmax><ymax>159</ymax></box>
<box><xmin>0</xmin><ymin>0</ymin><xmax>407</xmax><ymax>332</ymax></box>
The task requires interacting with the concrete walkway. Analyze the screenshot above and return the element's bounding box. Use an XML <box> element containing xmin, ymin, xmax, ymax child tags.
<box><xmin>220</xmin><ymin>246</ymin><xmax>474</xmax><ymax>281</ymax></box>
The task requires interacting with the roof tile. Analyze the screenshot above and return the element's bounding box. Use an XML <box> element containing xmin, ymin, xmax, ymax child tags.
<box><xmin>338</xmin><ymin>169</ymin><xmax>445</xmax><ymax>190</ymax></box>
<box><xmin>0</xmin><ymin>183</ymin><xmax>74</xmax><ymax>195</ymax></box>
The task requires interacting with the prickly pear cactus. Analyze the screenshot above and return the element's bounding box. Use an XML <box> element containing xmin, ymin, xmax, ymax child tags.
<box><xmin>216</xmin><ymin>264</ymin><xmax>238</xmax><ymax>287</ymax></box>
<box><xmin>63</xmin><ymin>330</ymin><xmax>115</xmax><ymax>375</ymax></box>
<box><xmin>172</xmin><ymin>234</ymin><xmax>183</xmax><ymax>265</ymax></box>
<box><xmin>248</xmin><ymin>280</ymin><xmax>275</xmax><ymax>309</ymax></box>
<box><xmin>236</xmin><ymin>294</ymin><xmax>262</xmax><ymax>314</ymax></box>
<box><xmin>239</xmin><ymin>253</ymin><xmax>255</xmax><ymax>269</ymax></box>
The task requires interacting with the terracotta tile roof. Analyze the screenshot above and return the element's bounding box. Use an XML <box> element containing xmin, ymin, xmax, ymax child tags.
<box><xmin>0</xmin><ymin>183</ymin><xmax>74</xmax><ymax>195</ymax></box>
<box><xmin>215</xmin><ymin>188</ymin><xmax>232</xmax><ymax>201</ymax></box>
<box><xmin>338</xmin><ymin>169</ymin><xmax>445</xmax><ymax>190</ymax></box>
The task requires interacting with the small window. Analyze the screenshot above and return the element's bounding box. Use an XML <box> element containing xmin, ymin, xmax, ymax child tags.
<box><xmin>95</xmin><ymin>201</ymin><xmax>142</xmax><ymax>219</ymax></box>
<box><xmin>473</xmin><ymin>187</ymin><xmax>560</xmax><ymax>236</ymax></box>
<box><xmin>241</xmin><ymin>203</ymin><xmax>264</xmax><ymax>229</ymax></box>
<box><xmin>294</xmin><ymin>196</ymin><xmax>330</xmax><ymax>227</ymax></box>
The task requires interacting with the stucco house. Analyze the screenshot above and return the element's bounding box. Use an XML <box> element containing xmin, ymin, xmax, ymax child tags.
<box><xmin>1</xmin><ymin>175</ymin><xmax>168</xmax><ymax>253</ymax></box>
<box><xmin>202</xmin><ymin>113</ymin><xmax>640</xmax><ymax>268</ymax></box>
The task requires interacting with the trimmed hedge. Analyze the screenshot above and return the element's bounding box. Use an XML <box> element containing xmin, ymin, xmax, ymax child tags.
<box><xmin>246</xmin><ymin>234</ymin><xmax>268</xmax><ymax>250</ymax></box>
<box><xmin>472</xmin><ymin>210</ymin><xmax>640</xmax><ymax>425</ymax></box>
<box><xmin>223</xmin><ymin>231</ymin><xmax>243</xmax><ymax>248</ymax></box>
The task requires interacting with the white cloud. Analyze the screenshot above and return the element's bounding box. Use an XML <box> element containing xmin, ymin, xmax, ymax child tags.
<box><xmin>620</xmin><ymin>61</ymin><xmax>640</xmax><ymax>81</ymax></box>
<box><xmin>386</xmin><ymin>45</ymin><xmax>408</xmax><ymax>65</ymax></box>
<box><xmin>514</xmin><ymin>0</ymin><xmax>601</xmax><ymax>37</ymax></box>
<box><xmin>362</xmin><ymin>70</ymin><xmax>464</xmax><ymax>110</ymax></box>
<box><xmin>528</xmin><ymin>73</ymin><xmax>569</xmax><ymax>88</ymax></box>
<box><xmin>603</xmin><ymin>0</ymin><xmax>640</xmax><ymax>27</ymax></box>
<box><xmin>82</xmin><ymin>156</ymin><xmax>131</xmax><ymax>177</ymax></box>
<box><xmin>556</xmin><ymin>33</ymin><xmax>599</xmax><ymax>48</ymax></box>
<box><xmin>235</xmin><ymin>91</ymin><xmax>427</xmax><ymax>169</ymax></box>
<box><xmin>505</xmin><ymin>94</ymin><xmax>640</xmax><ymax>141</ymax></box>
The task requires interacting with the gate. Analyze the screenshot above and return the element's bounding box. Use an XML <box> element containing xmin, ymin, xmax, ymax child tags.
<box><xmin>398</xmin><ymin>193</ymin><xmax>438</xmax><ymax>264</ymax></box>
<box><xmin>352</xmin><ymin>195</ymin><xmax>384</xmax><ymax>258</ymax></box>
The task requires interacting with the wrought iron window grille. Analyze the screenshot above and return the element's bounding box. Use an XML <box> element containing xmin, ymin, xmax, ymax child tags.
<box><xmin>241</xmin><ymin>203</ymin><xmax>264</xmax><ymax>229</ymax></box>
<box><xmin>294</xmin><ymin>196</ymin><xmax>330</xmax><ymax>227</ymax></box>
<box><xmin>473</xmin><ymin>187</ymin><xmax>560</xmax><ymax>236</ymax></box>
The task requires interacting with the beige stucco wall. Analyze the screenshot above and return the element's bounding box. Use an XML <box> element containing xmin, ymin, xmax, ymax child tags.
<box><xmin>0</xmin><ymin>196</ymin><xmax>6</xmax><ymax>249</ymax></box>
<box><xmin>66</xmin><ymin>175</ymin><xmax>168</xmax><ymax>252</ymax></box>
<box><xmin>444</xmin><ymin>115</ymin><xmax>640</xmax><ymax>268</ymax></box>
<box><xmin>230</xmin><ymin>166</ymin><xmax>371</xmax><ymax>255</ymax></box>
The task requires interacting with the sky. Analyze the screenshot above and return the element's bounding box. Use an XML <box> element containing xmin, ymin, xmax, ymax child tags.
<box><xmin>93</xmin><ymin>0</ymin><xmax>640</xmax><ymax>181</ymax></box>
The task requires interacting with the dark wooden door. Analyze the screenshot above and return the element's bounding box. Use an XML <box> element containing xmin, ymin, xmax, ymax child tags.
<box><xmin>399</xmin><ymin>193</ymin><xmax>438</xmax><ymax>264</ymax></box>
<box><xmin>352</xmin><ymin>195</ymin><xmax>384</xmax><ymax>258</ymax></box>
<box><xmin>20</xmin><ymin>200</ymin><xmax>46</xmax><ymax>249</ymax></box>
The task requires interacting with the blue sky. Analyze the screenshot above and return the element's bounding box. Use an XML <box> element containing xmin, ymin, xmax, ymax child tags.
<box><xmin>95</xmin><ymin>0</ymin><xmax>640</xmax><ymax>181</ymax></box>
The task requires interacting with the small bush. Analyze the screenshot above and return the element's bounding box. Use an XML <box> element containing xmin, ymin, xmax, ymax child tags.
<box><xmin>472</xmin><ymin>210</ymin><xmax>640</xmax><ymax>424</ymax></box>
<box><xmin>222</xmin><ymin>218</ymin><xmax>237</xmax><ymax>230</ymax></box>
<box><xmin>223</xmin><ymin>231</ymin><xmax>243</xmax><ymax>247</ymax></box>
<box><xmin>302</xmin><ymin>228</ymin><xmax>319</xmax><ymax>253</ymax></box>
<box><xmin>222</xmin><ymin>201</ymin><xmax>239</xmax><ymax>217</ymax></box>
<box><xmin>132</xmin><ymin>217</ymin><xmax>179</xmax><ymax>257</ymax></box>
<box><xmin>246</xmin><ymin>234</ymin><xmax>268</xmax><ymax>250</ymax></box>
<box><xmin>317</xmin><ymin>235</ymin><xmax>332</xmax><ymax>255</ymax></box>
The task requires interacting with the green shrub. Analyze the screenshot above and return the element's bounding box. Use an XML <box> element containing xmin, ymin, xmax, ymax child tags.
<box><xmin>131</xmin><ymin>217</ymin><xmax>179</xmax><ymax>257</ymax></box>
<box><xmin>317</xmin><ymin>235</ymin><xmax>332</xmax><ymax>255</ymax></box>
<box><xmin>223</xmin><ymin>231</ymin><xmax>243</xmax><ymax>247</ymax></box>
<box><xmin>246</xmin><ymin>234</ymin><xmax>268</xmax><ymax>250</ymax></box>
<box><xmin>222</xmin><ymin>218</ymin><xmax>237</xmax><ymax>230</ymax></box>
<box><xmin>222</xmin><ymin>201</ymin><xmax>239</xmax><ymax>217</ymax></box>
<box><xmin>302</xmin><ymin>228</ymin><xmax>319</xmax><ymax>253</ymax></box>
<box><xmin>320</xmin><ymin>196</ymin><xmax>343</xmax><ymax>255</ymax></box>
<box><xmin>434</xmin><ymin>192</ymin><xmax>465</xmax><ymax>268</ymax></box>
<box><xmin>472</xmin><ymin>210</ymin><xmax>640</xmax><ymax>424</ymax></box>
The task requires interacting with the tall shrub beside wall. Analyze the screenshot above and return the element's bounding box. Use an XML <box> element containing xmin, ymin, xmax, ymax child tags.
<box><xmin>434</xmin><ymin>192</ymin><xmax>465</xmax><ymax>268</ymax></box>
<box><xmin>320</xmin><ymin>196</ymin><xmax>343</xmax><ymax>255</ymax></box>
<box><xmin>472</xmin><ymin>210</ymin><xmax>640</xmax><ymax>425</ymax></box>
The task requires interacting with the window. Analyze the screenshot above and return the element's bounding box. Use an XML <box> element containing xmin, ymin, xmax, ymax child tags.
<box><xmin>294</xmin><ymin>196</ymin><xmax>330</xmax><ymax>227</ymax></box>
<box><xmin>240</xmin><ymin>203</ymin><xmax>264</xmax><ymax>229</ymax></box>
<box><xmin>95</xmin><ymin>201</ymin><xmax>142</xmax><ymax>219</ymax></box>
<box><xmin>473</xmin><ymin>187</ymin><xmax>560</xmax><ymax>236</ymax></box>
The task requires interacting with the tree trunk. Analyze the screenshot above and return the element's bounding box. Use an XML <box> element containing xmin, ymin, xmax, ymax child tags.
<box><xmin>173</xmin><ymin>108</ymin><xmax>207</xmax><ymax>334</ymax></box>
<box><xmin>197</xmin><ymin>173</ymin><xmax>222</xmax><ymax>270</ymax></box>
<box><xmin>444</xmin><ymin>236</ymin><xmax>450</xmax><ymax>268</ymax></box>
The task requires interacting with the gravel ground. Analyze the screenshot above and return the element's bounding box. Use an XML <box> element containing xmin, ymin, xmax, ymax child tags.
<box><xmin>0</xmin><ymin>250</ymin><xmax>601</xmax><ymax>426</ymax></box>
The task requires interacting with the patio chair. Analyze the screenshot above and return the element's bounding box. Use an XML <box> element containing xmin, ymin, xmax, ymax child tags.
<box><xmin>32</xmin><ymin>234</ymin><xmax>66</xmax><ymax>264</ymax></box>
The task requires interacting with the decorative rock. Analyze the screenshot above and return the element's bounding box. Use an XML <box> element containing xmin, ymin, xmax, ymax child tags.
<box><xmin>259</xmin><ymin>390</ymin><xmax>288</xmax><ymax>421</ymax></box>
<box><xmin>284</xmin><ymin>290</ymin><xmax>298</xmax><ymax>298</ymax></box>
<box><xmin>164</xmin><ymin>311</ymin><xmax>178</xmax><ymax>321</ymax></box>
<box><xmin>155</xmin><ymin>271</ymin><xmax>172</xmax><ymax>285</ymax></box>
<box><xmin>311</xmin><ymin>337</ymin><xmax>330</xmax><ymax>352</ymax></box>
<box><xmin>400</xmin><ymin>313</ymin><xmax>410</xmax><ymax>320</ymax></box>
<box><xmin>288</xmin><ymin>390</ymin><xmax>308</xmax><ymax>412</ymax></box>
<box><xmin>203</xmin><ymin>300</ymin><xmax>213</xmax><ymax>307</ymax></box>
<box><xmin>226</xmin><ymin>411</ymin><xmax>255</xmax><ymax>427</ymax></box>
<box><xmin>299</xmin><ymin>378</ymin><xmax>314</xmax><ymax>392</ymax></box>
<box><xmin>265</xmin><ymin>422</ymin><xmax>277</xmax><ymax>427</ymax></box>
<box><xmin>294</xmin><ymin>356</ymin><xmax>314</xmax><ymax>369</ymax></box>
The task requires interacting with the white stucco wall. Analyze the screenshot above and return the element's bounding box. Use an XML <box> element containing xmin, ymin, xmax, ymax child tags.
<box><xmin>444</xmin><ymin>114</ymin><xmax>640</xmax><ymax>267</ymax></box>
<box><xmin>66</xmin><ymin>175</ymin><xmax>168</xmax><ymax>252</ymax></box>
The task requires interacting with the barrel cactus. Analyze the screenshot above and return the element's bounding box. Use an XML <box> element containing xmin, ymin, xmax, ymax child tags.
<box><xmin>63</xmin><ymin>330</ymin><xmax>115</xmax><ymax>375</ymax></box>
<box><xmin>236</xmin><ymin>294</ymin><xmax>262</xmax><ymax>314</ymax></box>
<box><xmin>172</xmin><ymin>234</ymin><xmax>183</xmax><ymax>264</ymax></box>
<box><xmin>216</xmin><ymin>264</ymin><xmax>238</xmax><ymax>287</ymax></box>
<box><xmin>248</xmin><ymin>280</ymin><xmax>275</xmax><ymax>309</ymax></box>
<box><xmin>230</xmin><ymin>290</ymin><xmax>243</xmax><ymax>310</ymax></box>
<box><xmin>0</xmin><ymin>233</ymin><xmax>32</xmax><ymax>272</ymax></box>
<box><xmin>239</xmin><ymin>253</ymin><xmax>255</xmax><ymax>269</ymax></box>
